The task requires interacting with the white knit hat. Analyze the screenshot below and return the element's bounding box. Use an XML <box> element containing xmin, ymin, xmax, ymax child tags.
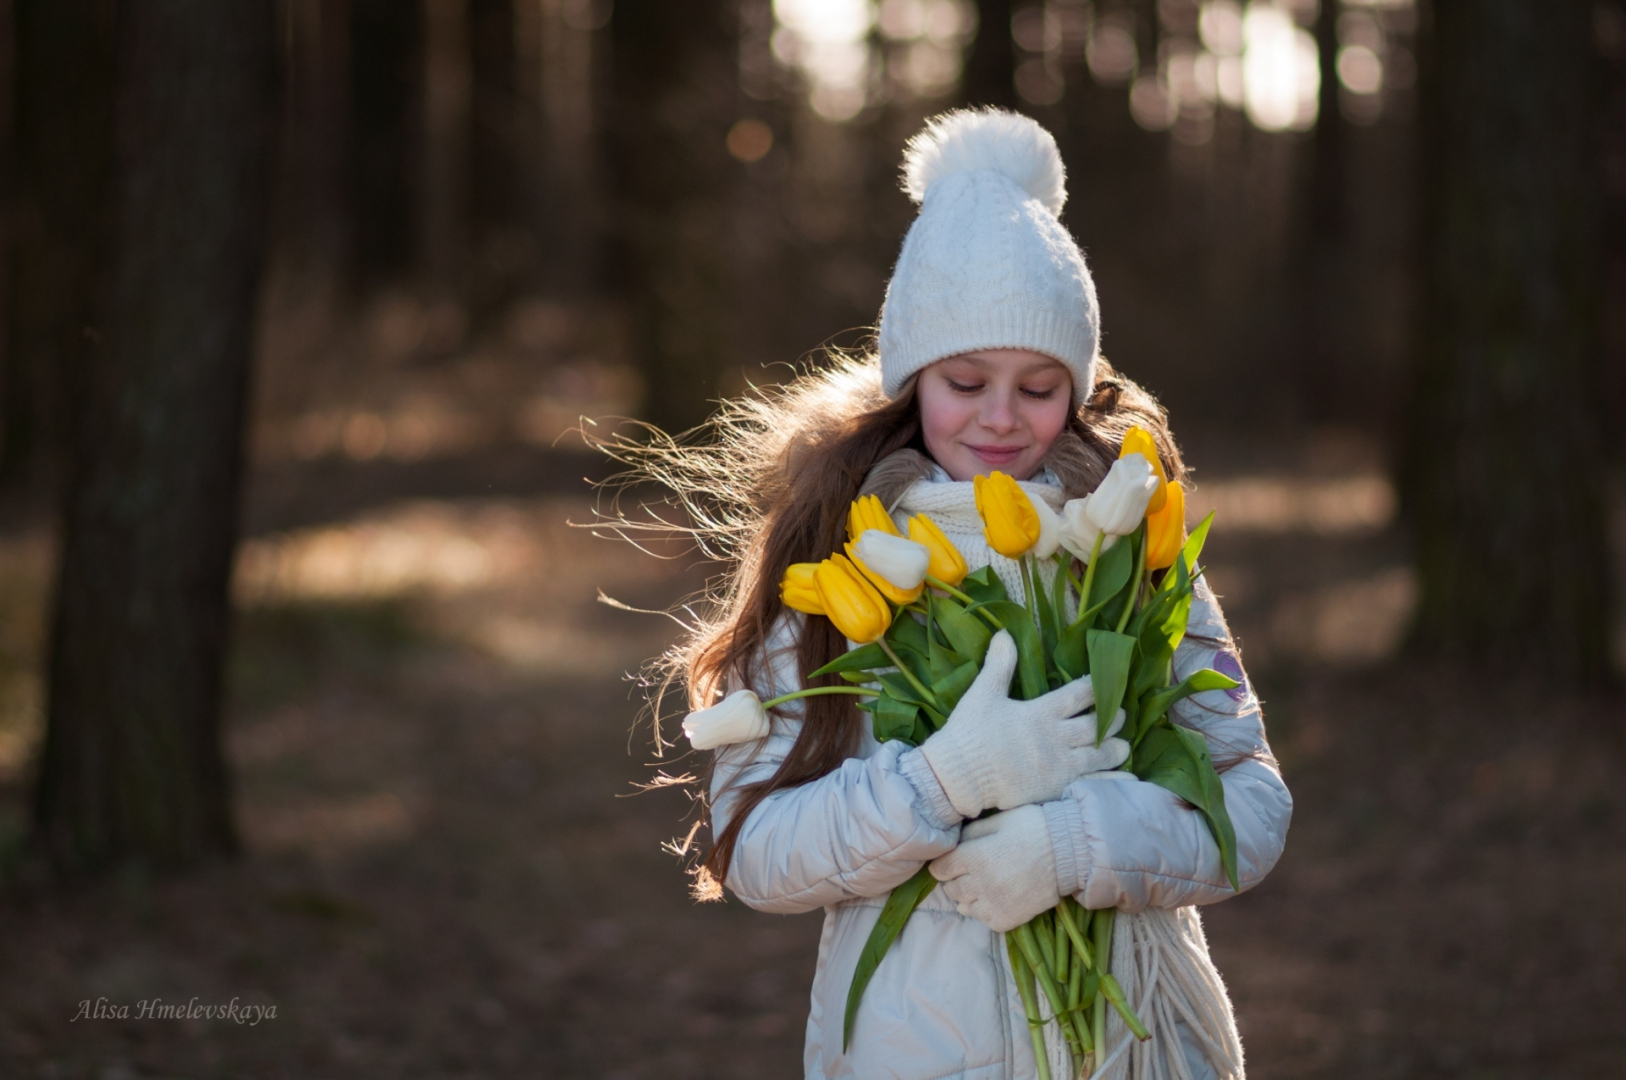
<box><xmin>877</xmin><ymin>109</ymin><xmax>1100</xmax><ymax>405</ymax></box>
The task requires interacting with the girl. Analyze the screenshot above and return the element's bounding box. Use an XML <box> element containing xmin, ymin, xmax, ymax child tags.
<box><xmin>631</xmin><ymin>110</ymin><xmax>1291</xmax><ymax>1080</ymax></box>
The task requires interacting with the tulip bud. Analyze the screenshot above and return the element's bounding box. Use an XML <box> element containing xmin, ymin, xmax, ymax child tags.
<box><xmin>682</xmin><ymin>689</ymin><xmax>770</xmax><ymax>750</ymax></box>
<box><xmin>1144</xmin><ymin>480</ymin><xmax>1186</xmax><ymax>571</ymax></box>
<box><xmin>814</xmin><ymin>554</ymin><xmax>893</xmax><ymax>644</ymax></box>
<box><xmin>908</xmin><ymin>513</ymin><xmax>968</xmax><ymax>587</ymax></box>
<box><xmin>1119</xmin><ymin>426</ymin><xmax>1169</xmax><ymax>513</ymax></box>
<box><xmin>780</xmin><ymin>562</ymin><xmax>825</xmax><ymax>615</ymax></box>
<box><xmin>847</xmin><ymin>494</ymin><xmax>903</xmax><ymax>543</ymax></box>
<box><xmin>847</xmin><ymin>530</ymin><xmax>928</xmax><ymax>604</ymax></box>
<box><xmin>973</xmin><ymin>471</ymin><xmax>1042</xmax><ymax>559</ymax></box>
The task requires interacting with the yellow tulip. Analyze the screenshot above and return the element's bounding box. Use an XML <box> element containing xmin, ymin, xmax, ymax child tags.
<box><xmin>779</xmin><ymin>562</ymin><xmax>825</xmax><ymax>615</ymax></box>
<box><xmin>845</xmin><ymin>533</ymin><xmax>923</xmax><ymax>608</ymax></box>
<box><xmin>1119</xmin><ymin>426</ymin><xmax>1169</xmax><ymax>513</ymax></box>
<box><xmin>973</xmin><ymin>471</ymin><xmax>1042</xmax><ymax>559</ymax></box>
<box><xmin>847</xmin><ymin>494</ymin><xmax>903</xmax><ymax>543</ymax></box>
<box><xmin>813</xmin><ymin>555</ymin><xmax>892</xmax><ymax>644</ymax></box>
<box><xmin>908</xmin><ymin>513</ymin><xmax>969</xmax><ymax>587</ymax></box>
<box><xmin>1144</xmin><ymin>480</ymin><xmax>1186</xmax><ymax>571</ymax></box>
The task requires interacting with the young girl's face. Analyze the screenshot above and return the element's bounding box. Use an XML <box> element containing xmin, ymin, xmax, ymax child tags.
<box><xmin>916</xmin><ymin>349</ymin><xmax>1073</xmax><ymax>482</ymax></box>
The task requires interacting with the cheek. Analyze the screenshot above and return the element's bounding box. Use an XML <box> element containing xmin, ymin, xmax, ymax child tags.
<box><xmin>1024</xmin><ymin>397</ymin><xmax>1072</xmax><ymax>449</ymax></box>
<box><xmin>917</xmin><ymin>383</ymin><xmax>973</xmax><ymax>446</ymax></box>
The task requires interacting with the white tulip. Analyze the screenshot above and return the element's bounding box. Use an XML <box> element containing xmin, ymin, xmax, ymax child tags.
<box><xmin>683</xmin><ymin>689</ymin><xmax>770</xmax><ymax>750</ymax></box>
<box><xmin>1031</xmin><ymin>495</ymin><xmax>1064</xmax><ymax>559</ymax></box>
<box><xmin>1059</xmin><ymin>500</ymin><xmax>1110</xmax><ymax>562</ymax></box>
<box><xmin>852</xmin><ymin>530</ymin><xmax>931</xmax><ymax>591</ymax></box>
<box><xmin>1058</xmin><ymin>454</ymin><xmax>1160</xmax><ymax>562</ymax></box>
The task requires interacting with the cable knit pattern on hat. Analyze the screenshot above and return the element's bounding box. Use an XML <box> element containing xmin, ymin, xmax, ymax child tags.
<box><xmin>879</xmin><ymin>109</ymin><xmax>1100</xmax><ymax>405</ymax></box>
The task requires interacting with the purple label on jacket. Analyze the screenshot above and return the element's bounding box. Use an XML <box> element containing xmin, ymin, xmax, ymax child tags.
<box><xmin>1213</xmin><ymin>649</ymin><xmax>1248</xmax><ymax>701</ymax></box>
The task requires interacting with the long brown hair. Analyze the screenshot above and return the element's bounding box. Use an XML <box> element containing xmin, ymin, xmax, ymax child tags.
<box><xmin>595</xmin><ymin>351</ymin><xmax>1186</xmax><ymax>893</ymax></box>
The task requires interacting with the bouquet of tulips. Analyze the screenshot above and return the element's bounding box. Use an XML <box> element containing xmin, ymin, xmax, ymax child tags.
<box><xmin>682</xmin><ymin>427</ymin><xmax>1240</xmax><ymax>1080</ymax></box>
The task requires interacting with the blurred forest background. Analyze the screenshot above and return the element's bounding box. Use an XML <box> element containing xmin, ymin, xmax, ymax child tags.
<box><xmin>0</xmin><ymin>0</ymin><xmax>1624</xmax><ymax>1077</ymax></box>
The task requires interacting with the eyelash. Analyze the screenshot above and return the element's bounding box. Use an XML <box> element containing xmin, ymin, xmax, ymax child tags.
<box><xmin>947</xmin><ymin>379</ymin><xmax>1057</xmax><ymax>401</ymax></box>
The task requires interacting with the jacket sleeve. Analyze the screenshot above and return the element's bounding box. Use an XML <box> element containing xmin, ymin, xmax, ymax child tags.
<box><xmin>1042</xmin><ymin>576</ymin><xmax>1293</xmax><ymax>912</ymax></box>
<box><xmin>709</xmin><ymin>615</ymin><xmax>963</xmax><ymax>915</ymax></box>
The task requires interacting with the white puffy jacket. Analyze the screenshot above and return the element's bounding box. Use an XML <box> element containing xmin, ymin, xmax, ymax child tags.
<box><xmin>710</xmin><ymin>479</ymin><xmax>1292</xmax><ymax>1080</ymax></box>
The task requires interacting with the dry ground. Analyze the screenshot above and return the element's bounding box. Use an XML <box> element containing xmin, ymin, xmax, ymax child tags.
<box><xmin>0</xmin><ymin>402</ymin><xmax>1621</xmax><ymax>1078</ymax></box>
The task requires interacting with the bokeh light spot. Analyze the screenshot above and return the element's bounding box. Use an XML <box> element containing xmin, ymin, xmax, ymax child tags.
<box><xmin>726</xmin><ymin>118</ymin><xmax>774</xmax><ymax>163</ymax></box>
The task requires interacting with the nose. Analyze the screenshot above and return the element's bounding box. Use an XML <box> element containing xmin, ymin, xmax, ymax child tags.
<box><xmin>978</xmin><ymin>389</ymin><xmax>1019</xmax><ymax>434</ymax></box>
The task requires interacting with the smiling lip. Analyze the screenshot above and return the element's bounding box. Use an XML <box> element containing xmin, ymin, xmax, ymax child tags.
<box><xmin>966</xmin><ymin>444</ymin><xmax>1025</xmax><ymax>465</ymax></box>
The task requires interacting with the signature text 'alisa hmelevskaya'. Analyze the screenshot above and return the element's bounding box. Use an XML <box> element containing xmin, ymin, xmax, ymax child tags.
<box><xmin>71</xmin><ymin>997</ymin><xmax>277</xmax><ymax>1025</ymax></box>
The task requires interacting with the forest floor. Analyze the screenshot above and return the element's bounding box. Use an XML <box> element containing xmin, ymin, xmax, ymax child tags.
<box><xmin>0</xmin><ymin>315</ymin><xmax>1621</xmax><ymax>1078</ymax></box>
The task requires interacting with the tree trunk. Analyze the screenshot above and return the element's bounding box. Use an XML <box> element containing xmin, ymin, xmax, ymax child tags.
<box><xmin>1</xmin><ymin>0</ymin><xmax>116</xmax><ymax>491</ymax></box>
<box><xmin>469</xmin><ymin>0</ymin><xmax>515</xmax><ymax>254</ymax></box>
<box><xmin>348</xmin><ymin>0</ymin><xmax>423</xmax><ymax>289</ymax></box>
<box><xmin>32</xmin><ymin>0</ymin><xmax>278</xmax><ymax>872</ymax></box>
<box><xmin>1400</xmin><ymin>1</ymin><xmax>1608</xmax><ymax>682</ymax></box>
<box><xmin>606</xmin><ymin>0</ymin><xmax>735</xmax><ymax>431</ymax></box>
<box><xmin>1290</xmin><ymin>0</ymin><xmax>1348</xmax><ymax>421</ymax></box>
<box><xmin>963</xmin><ymin>0</ymin><xmax>1015</xmax><ymax>109</ymax></box>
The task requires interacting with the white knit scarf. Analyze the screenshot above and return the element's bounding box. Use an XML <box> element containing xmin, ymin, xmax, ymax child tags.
<box><xmin>891</xmin><ymin>474</ymin><xmax>1245</xmax><ymax>1080</ymax></box>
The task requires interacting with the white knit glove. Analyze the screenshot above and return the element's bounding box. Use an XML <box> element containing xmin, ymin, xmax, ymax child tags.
<box><xmin>918</xmin><ymin>630</ymin><xmax>1130</xmax><ymax>819</ymax></box>
<box><xmin>930</xmin><ymin>804</ymin><xmax>1060</xmax><ymax>932</ymax></box>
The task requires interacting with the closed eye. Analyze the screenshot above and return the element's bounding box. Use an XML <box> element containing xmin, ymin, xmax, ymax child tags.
<box><xmin>946</xmin><ymin>379</ymin><xmax>984</xmax><ymax>394</ymax></box>
<box><xmin>1021</xmin><ymin>386</ymin><xmax>1060</xmax><ymax>400</ymax></box>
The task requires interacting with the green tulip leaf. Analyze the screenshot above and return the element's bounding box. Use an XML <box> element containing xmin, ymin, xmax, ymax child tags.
<box><xmin>1137</xmin><ymin>668</ymin><xmax>1240</xmax><ymax>730</ymax></box>
<box><xmin>878</xmin><ymin>672</ymin><xmax>935</xmax><ymax>712</ymax></box>
<box><xmin>925</xmin><ymin>609</ymin><xmax>966</xmax><ymax>682</ymax></box>
<box><xmin>960</xmin><ymin>565</ymin><xmax>1009</xmax><ymax>605</ymax></box>
<box><xmin>844</xmin><ymin>864</ymin><xmax>938</xmax><ymax>1050</ymax></box>
<box><xmin>870</xmin><ymin>693</ymin><xmax>919</xmax><ymax>744</ymax></box>
<box><xmin>931</xmin><ymin>594</ymin><xmax>992</xmax><ymax>664</ymax></box>
<box><xmin>1158</xmin><ymin>511</ymin><xmax>1215</xmax><ymax>593</ymax></box>
<box><xmin>909</xmin><ymin>714</ymin><xmax>934</xmax><ymax>745</ymax></box>
<box><xmin>888</xmin><ymin>609</ymin><xmax>931</xmax><ymax>657</ymax></box>
<box><xmin>1133</xmin><ymin>724</ymin><xmax>1239</xmax><ymax>891</ymax></box>
<box><xmin>1055</xmin><ymin>620</ymin><xmax>1088</xmax><ymax>682</ymax></box>
<box><xmin>808</xmin><ymin>641</ymin><xmax>888</xmax><ymax>678</ymax></box>
<box><xmin>1097</xmin><ymin>527</ymin><xmax>1143</xmax><ymax>630</ymax></box>
<box><xmin>1132</xmin><ymin>587</ymin><xmax>1194</xmax><ymax>701</ymax></box>
<box><xmin>1085</xmin><ymin>531</ymin><xmax>1136</xmax><ymax>614</ymax></box>
<box><xmin>931</xmin><ymin>659</ymin><xmax>980</xmax><ymax>715</ymax></box>
<box><xmin>1031</xmin><ymin>560</ymin><xmax>1057</xmax><ymax>655</ymax></box>
<box><xmin>983</xmin><ymin>600</ymin><xmax>1049</xmax><ymax>700</ymax></box>
<box><xmin>1086</xmin><ymin>629</ymin><xmax>1137</xmax><ymax>744</ymax></box>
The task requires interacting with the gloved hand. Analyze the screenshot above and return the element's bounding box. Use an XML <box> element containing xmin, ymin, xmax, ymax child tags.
<box><xmin>918</xmin><ymin>629</ymin><xmax>1129</xmax><ymax>819</ymax></box>
<box><xmin>930</xmin><ymin>804</ymin><xmax>1060</xmax><ymax>932</ymax></box>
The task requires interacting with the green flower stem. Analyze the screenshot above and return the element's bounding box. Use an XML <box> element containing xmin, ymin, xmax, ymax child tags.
<box><xmin>1115</xmin><ymin>557</ymin><xmax>1146</xmax><ymax>635</ymax></box>
<box><xmin>1057</xmin><ymin>900</ymin><xmax>1094</xmax><ymax>969</ymax></box>
<box><xmin>1013</xmin><ymin>924</ymin><xmax>1082</xmax><ymax>1060</ymax></box>
<box><xmin>1007</xmin><ymin>937</ymin><xmax>1053</xmax><ymax>1080</ymax></box>
<box><xmin>1100</xmin><ymin>973</ymin><xmax>1151</xmax><ymax>1041</ymax></box>
<box><xmin>759</xmin><ymin>686</ymin><xmax>878</xmax><ymax>710</ymax></box>
<box><xmin>1092</xmin><ymin>909</ymin><xmax>1112</xmax><ymax>1066</ymax></box>
<box><xmin>925</xmin><ymin>576</ymin><xmax>1004</xmax><ymax>629</ymax></box>
<box><xmin>1073</xmin><ymin>531</ymin><xmax>1106</xmax><ymax>626</ymax></box>
<box><xmin>1030</xmin><ymin>913</ymin><xmax>1058</xmax><ymax>974</ymax></box>
<box><xmin>877</xmin><ymin>637</ymin><xmax>940</xmax><ymax>710</ymax></box>
<box><xmin>1021</xmin><ymin>556</ymin><xmax>1043</xmax><ymax>633</ymax></box>
<box><xmin>1066</xmin><ymin>968</ymin><xmax>1093</xmax><ymax>1056</ymax></box>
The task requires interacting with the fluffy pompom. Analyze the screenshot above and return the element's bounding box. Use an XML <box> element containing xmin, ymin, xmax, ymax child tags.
<box><xmin>901</xmin><ymin>108</ymin><xmax>1067</xmax><ymax>216</ymax></box>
